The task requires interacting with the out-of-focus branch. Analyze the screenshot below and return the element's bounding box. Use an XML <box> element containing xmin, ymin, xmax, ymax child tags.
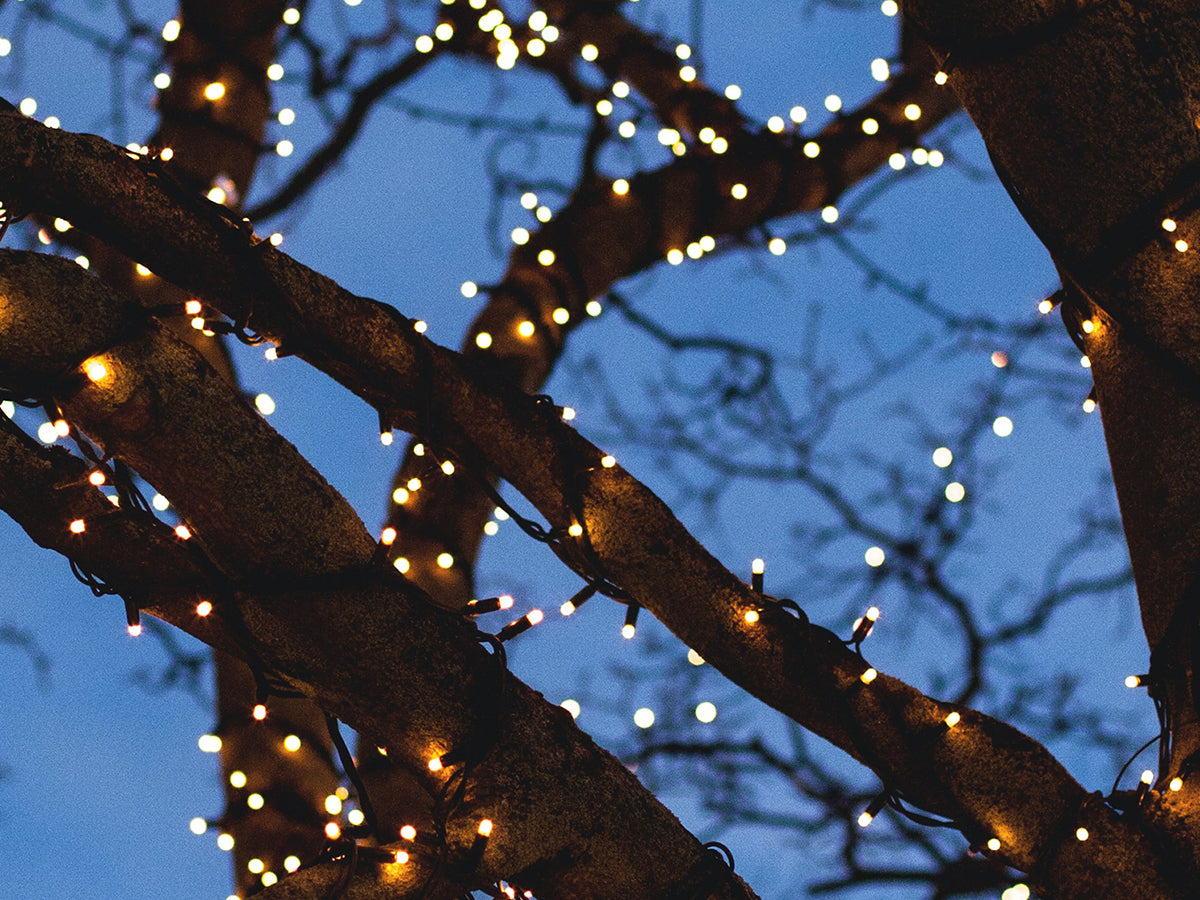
<box><xmin>2</xmin><ymin>130</ymin><xmax>1187</xmax><ymax>896</ymax></box>
<box><xmin>380</xmin><ymin>29</ymin><xmax>959</xmax><ymax>609</ymax></box>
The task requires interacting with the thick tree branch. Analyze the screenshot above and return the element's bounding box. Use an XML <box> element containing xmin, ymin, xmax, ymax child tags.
<box><xmin>902</xmin><ymin>0</ymin><xmax>1200</xmax><ymax>809</ymax></box>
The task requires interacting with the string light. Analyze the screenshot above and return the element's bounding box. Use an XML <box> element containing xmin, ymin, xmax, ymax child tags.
<box><xmin>198</xmin><ymin>734</ymin><xmax>222</xmax><ymax>753</ymax></box>
<box><xmin>560</xmin><ymin>584</ymin><xmax>597</xmax><ymax>616</ymax></box>
<box><xmin>1137</xmin><ymin>769</ymin><xmax>1154</xmax><ymax>804</ymax></box>
<box><xmin>751</xmin><ymin>557</ymin><xmax>764</xmax><ymax>592</ymax></box>
<box><xmin>467</xmin><ymin>594</ymin><xmax>514</xmax><ymax>615</ymax></box>
<box><xmin>622</xmin><ymin>603</ymin><xmax>639</xmax><ymax>638</ymax></box>
<box><xmin>851</xmin><ymin>607</ymin><xmax>880</xmax><ymax>642</ymax></box>
<box><xmin>857</xmin><ymin>793</ymin><xmax>888</xmax><ymax>827</ymax></box>
<box><xmin>496</xmin><ymin>609</ymin><xmax>544</xmax><ymax>641</ymax></box>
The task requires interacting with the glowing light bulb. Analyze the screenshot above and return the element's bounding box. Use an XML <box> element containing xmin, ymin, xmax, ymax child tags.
<box><xmin>561</xmin><ymin>698</ymin><xmax>581</xmax><ymax>718</ymax></box>
<box><xmin>601</xmin><ymin>455</ymin><xmax>616</xmax><ymax>468</ymax></box>
<box><xmin>478</xmin><ymin>819</ymin><xmax>493</xmax><ymax>836</ymax></box>
<box><xmin>864</xmin><ymin>546</ymin><xmax>885</xmax><ymax>567</ymax></box>
<box><xmin>437</xmin><ymin>552</ymin><xmax>454</xmax><ymax>569</ymax></box>
<box><xmin>1075</xmin><ymin>827</ymin><xmax>1089</xmax><ymax>841</ymax></box>
<box><xmin>283</xmin><ymin>734</ymin><xmax>301</xmax><ymax>752</ymax></box>
<box><xmin>252</xmin><ymin>704</ymin><xmax>267</xmax><ymax>720</ymax></box>
<box><xmin>199</xmin><ymin>734</ymin><xmax>222</xmax><ymax>753</ymax></box>
<box><xmin>69</xmin><ymin>519</ymin><xmax>86</xmax><ymax>534</ymax></box>
<box><xmin>204</xmin><ymin>82</ymin><xmax>226</xmax><ymax>101</ymax></box>
<box><xmin>944</xmin><ymin>711</ymin><xmax>960</xmax><ymax>728</ymax></box>
<box><xmin>744</xmin><ymin>609</ymin><xmax>759</xmax><ymax>624</ymax></box>
<box><xmin>401</xmin><ymin>825</ymin><xmax>417</xmax><ymax>840</ymax></box>
<box><xmin>196</xmin><ymin>601</ymin><xmax>213</xmax><ymax>617</ymax></box>
<box><xmin>860</xmin><ymin>668</ymin><xmax>878</xmax><ymax>684</ymax></box>
<box><xmin>695</xmin><ymin>701</ymin><xmax>717</xmax><ymax>722</ymax></box>
<box><xmin>633</xmin><ymin>707</ymin><xmax>655</xmax><ymax>728</ymax></box>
